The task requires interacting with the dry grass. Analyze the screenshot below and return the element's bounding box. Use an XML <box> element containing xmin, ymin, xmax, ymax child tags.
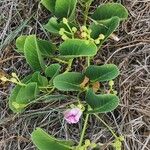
<box><xmin>0</xmin><ymin>0</ymin><xmax>150</xmax><ymax>150</ymax></box>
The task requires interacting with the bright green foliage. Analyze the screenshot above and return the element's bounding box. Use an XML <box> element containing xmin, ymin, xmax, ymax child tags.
<box><xmin>16</xmin><ymin>35</ymin><xmax>55</xmax><ymax>56</ymax></box>
<box><xmin>9</xmin><ymin>72</ymin><xmax>48</xmax><ymax>113</ymax></box>
<box><xmin>24</xmin><ymin>35</ymin><xmax>45</xmax><ymax>71</ymax></box>
<box><xmin>45</xmin><ymin>64</ymin><xmax>61</xmax><ymax>78</ymax></box>
<box><xmin>31</xmin><ymin>128</ymin><xmax>72</xmax><ymax>150</ymax></box>
<box><xmin>16</xmin><ymin>35</ymin><xmax>27</xmax><ymax>53</ymax></box>
<box><xmin>45</xmin><ymin>64</ymin><xmax>61</xmax><ymax>84</ymax></box>
<box><xmin>41</xmin><ymin>0</ymin><xmax>56</xmax><ymax>13</ymax></box>
<box><xmin>59</xmin><ymin>39</ymin><xmax>97</xmax><ymax>57</ymax></box>
<box><xmin>41</xmin><ymin>0</ymin><xmax>77</xmax><ymax>19</ymax></box>
<box><xmin>37</xmin><ymin>39</ymin><xmax>56</xmax><ymax>56</ymax></box>
<box><xmin>55</xmin><ymin>0</ymin><xmax>77</xmax><ymax>19</ymax></box>
<box><xmin>30</xmin><ymin>72</ymin><xmax>48</xmax><ymax>87</ymax></box>
<box><xmin>85</xmin><ymin>89</ymin><xmax>119</xmax><ymax>113</ymax></box>
<box><xmin>7</xmin><ymin>2</ymin><xmax>129</xmax><ymax>149</ymax></box>
<box><xmin>91</xmin><ymin>3</ymin><xmax>128</xmax><ymax>21</ymax></box>
<box><xmin>90</xmin><ymin>16</ymin><xmax>120</xmax><ymax>41</ymax></box>
<box><xmin>9</xmin><ymin>82</ymin><xmax>38</xmax><ymax>113</ymax></box>
<box><xmin>53</xmin><ymin>72</ymin><xmax>84</xmax><ymax>91</ymax></box>
<box><xmin>44</xmin><ymin>17</ymin><xmax>61</xmax><ymax>34</ymax></box>
<box><xmin>85</xmin><ymin>64</ymin><xmax>120</xmax><ymax>82</ymax></box>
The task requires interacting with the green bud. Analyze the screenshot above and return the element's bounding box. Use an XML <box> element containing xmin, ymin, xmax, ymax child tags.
<box><xmin>72</xmin><ymin>27</ymin><xmax>77</xmax><ymax>33</ymax></box>
<box><xmin>109</xmin><ymin>80</ymin><xmax>114</xmax><ymax>86</ymax></box>
<box><xmin>0</xmin><ymin>76</ymin><xmax>8</xmax><ymax>82</ymax></box>
<box><xmin>61</xmin><ymin>35</ymin><xmax>69</xmax><ymax>40</ymax></box>
<box><xmin>113</xmin><ymin>90</ymin><xmax>118</xmax><ymax>95</ymax></box>
<box><xmin>90</xmin><ymin>143</ymin><xmax>97</xmax><ymax>148</ymax></box>
<box><xmin>99</xmin><ymin>34</ymin><xmax>105</xmax><ymax>40</ymax></box>
<box><xmin>11</xmin><ymin>72</ymin><xmax>17</xmax><ymax>78</ymax></box>
<box><xmin>95</xmin><ymin>39</ymin><xmax>100</xmax><ymax>44</ymax></box>
<box><xmin>81</xmin><ymin>26</ymin><xmax>87</xmax><ymax>31</ymax></box>
<box><xmin>81</xmin><ymin>32</ymin><xmax>87</xmax><ymax>38</ymax></box>
<box><xmin>59</xmin><ymin>28</ymin><xmax>65</xmax><ymax>35</ymax></box>
<box><xmin>10</xmin><ymin>78</ymin><xmax>18</xmax><ymax>83</ymax></box>
<box><xmin>85</xmin><ymin>139</ymin><xmax>91</xmax><ymax>146</ymax></box>
<box><xmin>119</xmin><ymin>136</ymin><xmax>124</xmax><ymax>142</ymax></box>
<box><xmin>63</xmin><ymin>18</ymin><xmax>68</xmax><ymax>24</ymax></box>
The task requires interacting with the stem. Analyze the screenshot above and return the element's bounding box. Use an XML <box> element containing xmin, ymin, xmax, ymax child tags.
<box><xmin>87</xmin><ymin>56</ymin><xmax>90</xmax><ymax>67</ymax></box>
<box><xmin>83</xmin><ymin>0</ymin><xmax>92</xmax><ymax>25</ymax></box>
<box><xmin>94</xmin><ymin>114</ymin><xmax>118</xmax><ymax>139</ymax></box>
<box><xmin>64</xmin><ymin>59</ymin><xmax>73</xmax><ymax>73</ymax></box>
<box><xmin>78</xmin><ymin>114</ymin><xmax>89</xmax><ymax>146</ymax></box>
<box><xmin>65</xmin><ymin>23</ymin><xmax>74</xmax><ymax>38</ymax></box>
<box><xmin>52</xmin><ymin>58</ymin><xmax>68</xmax><ymax>64</ymax></box>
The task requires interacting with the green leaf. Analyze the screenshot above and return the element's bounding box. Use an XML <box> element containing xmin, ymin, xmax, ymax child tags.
<box><xmin>41</xmin><ymin>0</ymin><xmax>56</xmax><ymax>13</ymax></box>
<box><xmin>44</xmin><ymin>17</ymin><xmax>77</xmax><ymax>35</ymax></box>
<box><xmin>16</xmin><ymin>35</ymin><xmax>27</xmax><ymax>53</ymax></box>
<box><xmin>16</xmin><ymin>35</ymin><xmax>55</xmax><ymax>56</ymax></box>
<box><xmin>24</xmin><ymin>35</ymin><xmax>45</xmax><ymax>71</ymax></box>
<box><xmin>55</xmin><ymin>0</ymin><xmax>77</xmax><ymax>19</ymax></box>
<box><xmin>91</xmin><ymin>3</ymin><xmax>128</xmax><ymax>21</ymax></box>
<box><xmin>44</xmin><ymin>17</ymin><xmax>61</xmax><ymax>34</ymax></box>
<box><xmin>30</xmin><ymin>72</ymin><xmax>48</xmax><ymax>87</ymax></box>
<box><xmin>31</xmin><ymin>128</ymin><xmax>72</xmax><ymax>150</ymax></box>
<box><xmin>9</xmin><ymin>82</ymin><xmax>39</xmax><ymax>113</ymax></box>
<box><xmin>90</xmin><ymin>16</ymin><xmax>120</xmax><ymax>41</ymax></box>
<box><xmin>59</xmin><ymin>39</ymin><xmax>97</xmax><ymax>57</ymax></box>
<box><xmin>37</xmin><ymin>39</ymin><xmax>56</xmax><ymax>56</ymax></box>
<box><xmin>85</xmin><ymin>64</ymin><xmax>120</xmax><ymax>82</ymax></box>
<box><xmin>86</xmin><ymin>89</ymin><xmax>119</xmax><ymax>113</ymax></box>
<box><xmin>45</xmin><ymin>64</ymin><xmax>61</xmax><ymax>85</ymax></box>
<box><xmin>45</xmin><ymin>64</ymin><xmax>61</xmax><ymax>78</ymax></box>
<box><xmin>9</xmin><ymin>72</ymin><xmax>49</xmax><ymax>113</ymax></box>
<box><xmin>53</xmin><ymin>72</ymin><xmax>84</xmax><ymax>91</ymax></box>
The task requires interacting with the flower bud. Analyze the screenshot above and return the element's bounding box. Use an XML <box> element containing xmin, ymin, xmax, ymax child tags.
<box><xmin>87</xmin><ymin>29</ymin><xmax>92</xmax><ymax>34</ymax></box>
<box><xmin>95</xmin><ymin>39</ymin><xmax>100</xmax><ymax>44</ymax></box>
<box><xmin>91</xmin><ymin>143</ymin><xmax>97</xmax><ymax>148</ymax></box>
<box><xmin>0</xmin><ymin>76</ymin><xmax>8</xmax><ymax>82</ymax></box>
<box><xmin>85</xmin><ymin>139</ymin><xmax>91</xmax><ymax>146</ymax></box>
<box><xmin>99</xmin><ymin>34</ymin><xmax>105</xmax><ymax>40</ymax></box>
<box><xmin>63</xmin><ymin>18</ymin><xmax>68</xmax><ymax>24</ymax></box>
<box><xmin>81</xmin><ymin>26</ymin><xmax>87</xmax><ymax>31</ymax></box>
<box><xmin>72</xmin><ymin>27</ymin><xmax>77</xmax><ymax>33</ymax></box>
<box><xmin>109</xmin><ymin>80</ymin><xmax>114</xmax><ymax>86</ymax></box>
<box><xmin>61</xmin><ymin>35</ymin><xmax>69</xmax><ymax>40</ymax></box>
<box><xmin>10</xmin><ymin>78</ymin><xmax>18</xmax><ymax>83</ymax></box>
<box><xmin>59</xmin><ymin>28</ymin><xmax>65</xmax><ymax>35</ymax></box>
<box><xmin>81</xmin><ymin>32</ymin><xmax>87</xmax><ymax>38</ymax></box>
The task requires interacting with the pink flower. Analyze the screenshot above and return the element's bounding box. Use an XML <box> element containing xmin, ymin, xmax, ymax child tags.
<box><xmin>64</xmin><ymin>108</ymin><xmax>82</xmax><ymax>124</ymax></box>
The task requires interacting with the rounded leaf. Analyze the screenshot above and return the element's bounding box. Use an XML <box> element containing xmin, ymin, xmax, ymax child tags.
<box><xmin>31</xmin><ymin>128</ymin><xmax>71</xmax><ymax>150</ymax></box>
<box><xmin>55</xmin><ymin>0</ymin><xmax>77</xmax><ymax>19</ymax></box>
<box><xmin>85</xmin><ymin>64</ymin><xmax>120</xmax><ymax>82</ymax></box>
<box><xmin>53</xmin><ymin>72</ymin><xmax>85</xmax><ymax>91</ymax></box>
<box><xmin>59</xmin><ymin>39</ymin><xmax>97</xmax><ymax>57</ymax></box>
<box><xmin>41</xmin><ymin>0</ymin><xmax>56</xmax><ymax>13</ymax></box>
<box><xmin>91</xmin><ymin>3</ymin><xmax>128</xmax><ymax>21</ymax></box>
<box><xmin>9</xmin><ymin>82</ymin><xmax>39</xmax><ymax>113</ymax></box>
<box><xmin>86</xmin><ymin>89</ymin><xmax>119</xmax><ymax>113</ymax></box>
<box><xmin>24</xmin><ymin>35</ymin><xmax>45</xmax><ymax>71</ymax></box>
<box><xmin>16</xmin><ymin>35</ymin><xmax>27</xmax><ymax>53</ymax></box>
<box><xmin>90</xmin><ymin>16</ymin><xmax>120</xmax><ymax>41</ymax></box>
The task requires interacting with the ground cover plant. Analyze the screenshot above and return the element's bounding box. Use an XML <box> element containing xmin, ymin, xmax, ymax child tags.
<box><xmin>1</xmin><ymin>0</ymin><xmax>149</xmax><ymax>150</ymax></box>
<box><xmin>0</xmin><ymin>1</ymin><xmax>128</xmax><ymax>149</ymax></box>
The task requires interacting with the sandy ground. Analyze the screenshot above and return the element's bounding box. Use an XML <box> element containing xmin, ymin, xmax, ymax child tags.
<box><xmin>0</xmin><ymin>0</ymin><xmax>150</xmax><ymax>149</ymax></box>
